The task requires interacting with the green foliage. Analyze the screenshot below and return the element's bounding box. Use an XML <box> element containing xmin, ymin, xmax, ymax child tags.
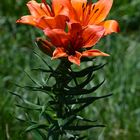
<box><xmin>11</xmin><ymin>56</ymin><xmax>110</xmax><ymax>139</ymax></box>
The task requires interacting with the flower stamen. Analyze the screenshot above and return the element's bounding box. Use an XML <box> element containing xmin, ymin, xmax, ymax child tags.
<box><xmin>42</xmin><ymin>0</ymin><xmax>54</xmax><ymax>16</ymax></box>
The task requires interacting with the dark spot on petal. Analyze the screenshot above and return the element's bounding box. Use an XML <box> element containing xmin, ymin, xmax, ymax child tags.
<box><xmin>94</xmin><ymin>8</ymin><xmax>99</xmax><ymax>13</ymax></box>
<box><xmin>92</xmin><ymin>5</ymin><xmax>95</xmax><ymax>10</ymax></box>
<box><xmin>40</xmin><ymin>4</ymin><xmax>43</xmax><ymax>9</ymax></box>
<box><xmin>83</xmin><ymin>7</ymin><xmax>86</xmax><ymax>12</ymax></box>
<box><xmin>82</xmin><ymin>3</ymin><xmax>85</xmax><ymax>9</ymax></box>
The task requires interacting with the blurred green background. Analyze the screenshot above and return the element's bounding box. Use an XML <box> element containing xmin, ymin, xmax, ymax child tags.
<box><xmin>0</xmin><ymin>0</ymin><xmax>139</xmax><ymax>140</ymax></box>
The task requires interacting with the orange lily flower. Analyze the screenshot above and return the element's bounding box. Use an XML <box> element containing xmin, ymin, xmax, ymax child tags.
<box><xmin>16</xmin><ymin>0</ymin><xmax>70</xmax><ymax>30</ymax></box>
<box><xmin>43</xmin><ymin>23</ymin><xmax>109</xmax><ymax>66</ymax></box>
<box><xmin>66</xmin><ymin>0</ymin><xmax>119</xmax><ymax>35</ymax></box>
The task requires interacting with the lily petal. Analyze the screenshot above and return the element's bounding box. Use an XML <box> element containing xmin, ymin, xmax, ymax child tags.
<box><xmin>82</xmin><ymin>49</ymin><xmax>109</xmax><ymax>57</ymax></box>
<box><xmin>89</xmin><ymin>0</ymin><xmax>113</xmax><ymax>24</ymax></box>
<box><xmin>52</xmin><ymin>0</ymin><xmax>71</xmax><ymax>16</ymax></box>
<box><xmin>99</xmin><ymin>20</ymin><xmax>120</xmax><ymax>35</ymax></box>
<box><xmin>71</xmin><ymin>0</ymin><xmax>87</xmax><ymax>21</ymax></box>
<box><xmin>44</xmin><ymin>28</ymin><xmax>69</xmax><ymax>47</ymax></box>
<box><xmin>27</xmin><ymin>0</ymin><xmax>51</xmax><ymax>17</ymax></box>
<box><xmin>69</xmin><ymin>22</ymin><xmax>82</xmax><ymax>37</ymax></box>
<box><xmin>68</xmin><ymin>51</ymin><xmax>82</xmax><ymax>66</ymax></box>
<box><xmin>37</xmin><ymin>15</ymin><xmax>69</xmax><ymax>30</ymax></box>
<box><xmin>16</xmin><ymin>15</ymin><xmax>36</xmax><ymax>26</ymax></box>
<box><xmin>82</xmin><ymin>25</ymin><xmax>105</xmax><ymax>48</ymax></box>
<box><xmin>52</xmin><ymin>47</ymin><xmax>67</xmax><ymax>59</ymax></box>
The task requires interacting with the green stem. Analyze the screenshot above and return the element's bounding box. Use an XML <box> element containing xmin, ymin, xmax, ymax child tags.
<box><xmin>52</xmin><ymin>60</ymin><xmax>72</xmax><ymax>138</ymax></box>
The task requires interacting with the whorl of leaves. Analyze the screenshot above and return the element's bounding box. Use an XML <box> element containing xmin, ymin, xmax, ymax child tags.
<box><xmin>11</xmin><ymin>53</ymin><xmax>112</xmax><ymax>140</ymax></box>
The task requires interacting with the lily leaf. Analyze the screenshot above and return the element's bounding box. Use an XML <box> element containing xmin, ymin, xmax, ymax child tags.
<box><xmin>24</xmin><ymin>123</ymin><xmax>48</xmax><ymax>133</ymax></box>
<box><xmin>10</xmin><ymin>92</ymin><xmax>42</xmax><ymax>110</ymax></box>
<box><xmin>24</xmin><ymin>70</ymin><xmax>41</xmax><ymax>86</ymax></box>
<box><xmin>31</xmin><ymin>67</ymin><xmax>52</xmax><ymax>73</ymax></box>
<box><xmin>65</xmin><ymin>94</ymin><xmax>112</xmax><ymax>116</ymax></box>
<box><xmin>33</xmin><ymin>51</ymin><xmax>54</xmax><ymax>71</ymax></box>
<box><xmin>15</xmin><ymin>104</ymin><xmax>41</xmax><ymax>110</ymax></box>
<box><xmin>70</xmin><ymin>64</ymin><xmax>105</xmax><ymax>77</ymax></box>
<box><xmin>76</xmin><ymin>116</ymin><xmax>97</xmax><ymax>123</ymax></box>
<box><xmin>67</xmin><ymin>72</ymin><xmax>94</xmax><ymax>90</ymax></box>
<box><xmin>15</xmin><ymin>84</ymin><xmax>52</xmax><ymax>93</ymax></box>
<box><xmin>64</xmin><ymin>79</ymin><xmax>105</xmax><ymax>96</ymax></box>
<box><xmin>36</xmin><ymin>130</ymin><xmax>47</xmax><ymax>140</ymax></box>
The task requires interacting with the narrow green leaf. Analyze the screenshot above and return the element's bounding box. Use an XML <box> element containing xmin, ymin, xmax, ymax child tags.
<box><xmin>64</xmin><ymin>79</ymin><xmax>105</xmax><ymax>96</ymax></box>
<box><xmin>16</xmin><ymin>117</ymin><xmax>36</xmax><ymax>124</ymax></box>
<box><xmin>65</xmin><ymin>94</ymin><xmax>112</xmax><ymax>116</ymax></box>
<box><xmin>87</xmin><ymin>79</ymin><xmax>105</xmax><ymax>94</ymax></box>
<box><xmin>77</xmin><ymin>136</ymin><xmax>87</xmax><ymax>140</ymax></box>
<box><xmin>31</xmin><ymin>68</ymin><xmax>52</xmax><ymax>73</ymax></box>
<box><xmin>76</xmin><ymin>116</ymin><xmax>97</xmax><ymax>123</ymax></box>
<box><xmin>10</xmin><ymin>91</ymin><xmax>42</xmax><ymax>110</ymax></box>
<box><xmin>67</xmin><ymin>72</ymin><xmax>94</xmax><ymax>90</ymax></box>
<box><xmin>70</xmin><ymin>64</ymin><xmax>105</xmax><ymax>77</ymax></box>
<box><xmin>63</xmin><ymin>116</ymin><xmax>76</xmax><ymax>127</ymax></box>
<box><xmin>50</xmin><ymin>94</ymin><xmax>111</xmax><ymax>105</ymax></box>
<box><xmin>15</xmin><ymin>104</ymin><xmax>41</xmax><ymax>110</ymax></box>
<box><xmin>9</xmin><ymin>91</ymin><xmax>24</xmax><ymax>102</ymax></box>
<box><xmin>24</xmin><ymin>123</ymin><xmax>48</xmax><ymax>133</ymax></box>
<box><xmin>33</xmin><ymin>51</ymin><xmax>54</xmax><ymax>71</ymax></box>
<box><xmin>15</xmin><ymin>84</ymin><xmax>52</xmax><ymax>93</ymax></box>
<box><xmin>24</xmin><ymin>70</ymin><xmax>41</xmax><ymax>86</ymax></box>
<box><xmin>16</xmin><ymin>117</ymin><xmax>27</xmax><ymax>123</ymax></box>
<box><xmin>36</xmin><ymin>130</ymin><xmax>47</xmax><ymax>140</ymax></box>
<box><xmin>41</xmin><ymin>112</ymin><xmax>54</xmax><ymax>124</ymax></box>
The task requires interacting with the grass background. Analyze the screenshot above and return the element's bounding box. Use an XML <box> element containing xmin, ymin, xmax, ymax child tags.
<box><xmin>0</xmin><ymin>0</ymin><xmax>139</xmax><ymax>139</ymax></box>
